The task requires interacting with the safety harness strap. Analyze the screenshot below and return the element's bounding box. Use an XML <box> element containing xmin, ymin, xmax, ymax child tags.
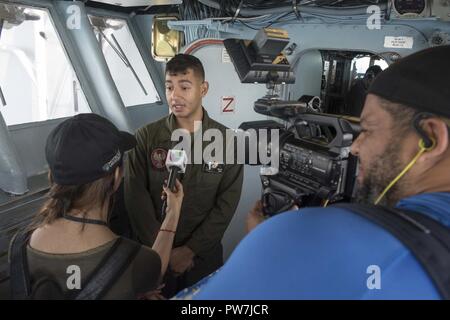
<box><xmin>334</xmin><ymin>203</ymin><xmax>450</xmax><ymax>299</ymax></box>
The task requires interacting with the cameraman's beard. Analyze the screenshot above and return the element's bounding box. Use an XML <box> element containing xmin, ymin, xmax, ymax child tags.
<box><xmin>354</xmin><ymin>142</ymin><xmax>406</xmax><ymax>207</ymax></box>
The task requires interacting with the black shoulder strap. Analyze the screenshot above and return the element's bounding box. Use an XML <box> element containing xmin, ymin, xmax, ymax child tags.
<box><xmin>9</xmin><ymin>231</ymin><xmax>32</xmax><ymax>300</ymax></box>
<box><xmin>334</xmin><ymin>203</ymin><xmax>450</xmax><ymax>299</ymax></box>
<box><xmin>10</xmin><ymin>233</ymin><xmax>141</xmax><ymax>300</ymax></box>
<box><xmin>73</xmin><ymin>237</ymin><xmax>140</xmax><ymax>300</ymax></box>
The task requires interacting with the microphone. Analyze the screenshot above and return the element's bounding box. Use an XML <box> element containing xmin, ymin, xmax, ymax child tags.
<box><xmin>161</xmin><ymin>149</ymin><xmax>187</xmax><ymax>220</ymax></box>
<box><xmin>165</xmin><ymin>149</ymin><xmax>187</xmax><ymax>191</ymax></box>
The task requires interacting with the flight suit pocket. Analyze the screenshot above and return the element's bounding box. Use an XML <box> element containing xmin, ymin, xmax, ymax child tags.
<box><xmin>200</xmin><ymin>161</ymin><xmax>225</xmax><ymax>189</ymax></box>
<box><xmin>199</xmin><ymin>173</ymin><xmax>223</xmax><ymax>194</ymax></box>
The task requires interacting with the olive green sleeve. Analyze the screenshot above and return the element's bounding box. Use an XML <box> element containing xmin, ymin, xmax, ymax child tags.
<box><xmin>185</xmin><ymin>163</ymin><xmax>244</xmax><ymax>258</ymax></box>
<box><xmin>124</xmin><ymin>129</ymin><xmax>160</xmax><ymax>247</ymax></box>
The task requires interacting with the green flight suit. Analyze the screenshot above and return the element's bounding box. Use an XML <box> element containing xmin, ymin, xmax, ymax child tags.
<box><xmin>124</xmin><ymin>109</ymin><xmax>243</xmax><ymax>294</ymax></box>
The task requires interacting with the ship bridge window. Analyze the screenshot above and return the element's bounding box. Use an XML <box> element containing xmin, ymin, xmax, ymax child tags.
<box><xmin>351</xmin><ymin>55</ymin><xmax>389</xmax><ymax>82</ymax></box>
<box><xmin>0</xmin><ymin>3</ymin><xmax>91</xmax><ymax>126</ymax></box>
<box><xmin>88</xmin><ymin>15</ymin><xmax>160</xmax><ymax>108</ymax></box>
<box><xmin>320</xmin><ymin>50</ymin><xmax>389</xmax><ymax>117</ymax></box>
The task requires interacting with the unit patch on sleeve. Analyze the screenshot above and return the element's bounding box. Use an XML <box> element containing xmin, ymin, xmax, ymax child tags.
<box><xmin>150</xmin><ymin>147</ymin><xmax>168</xmax><ymax>170</ymax></box>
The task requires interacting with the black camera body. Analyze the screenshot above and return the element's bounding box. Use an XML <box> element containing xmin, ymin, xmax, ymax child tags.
<box><xmin>240</xmin><ymin>105</ymin><xmax>359</xmax><ymax>216</ymax></box>
<box><xmin>225</xmin><ymin>29</ymin><xmax>359</xmax><ymax>215</ymax></box>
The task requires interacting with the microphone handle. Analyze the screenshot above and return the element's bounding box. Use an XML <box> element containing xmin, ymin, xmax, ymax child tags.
<box><xmin>162</xmin><ymin>166</ymin><xmax>181</xmax><ymax>220</ymax></box>
<box><xmin>167</xmin><ymin>166</ymin><xmax>180</xmax><ymax>192</ymax></box>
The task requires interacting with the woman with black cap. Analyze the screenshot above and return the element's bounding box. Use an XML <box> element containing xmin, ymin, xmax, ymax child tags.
<box><xmin>8</xmin><ymin>113</ymin><xmax>183</xmax><ymax>300</ymax></box>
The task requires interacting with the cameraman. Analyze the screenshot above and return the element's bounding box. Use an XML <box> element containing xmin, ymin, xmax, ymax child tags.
<box><xmin>176</xmin><ymin>45</ymin><xmax>450</xmax><ymax>299</ymax></box>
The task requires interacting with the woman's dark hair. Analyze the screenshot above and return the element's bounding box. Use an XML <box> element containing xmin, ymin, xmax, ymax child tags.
<box><xmin>29</xmin><ymin>167</ymin><xmax>120</xmax><ymax>230</ymax></box>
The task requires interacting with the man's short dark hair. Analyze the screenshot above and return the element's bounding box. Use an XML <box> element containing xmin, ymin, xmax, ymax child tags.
<box><xmin>165</xmin><ymin>54</ymin><xmax>205</xmax><ymax>81</ymax></box>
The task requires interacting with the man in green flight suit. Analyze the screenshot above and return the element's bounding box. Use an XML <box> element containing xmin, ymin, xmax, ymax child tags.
<box><xmin>124</xmin><ymin>54</ymin><xmax>244</xmax><ymax>298</ymax></box>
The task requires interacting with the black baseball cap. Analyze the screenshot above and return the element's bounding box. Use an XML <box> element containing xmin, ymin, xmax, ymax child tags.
<box><xmin>46</xmin><ymin>113</ymin><xmax>136</xmax><ymax>186</ymax></box>
<box><xmin>368</xmin><ymin>45</ymin><xmax>450</xmax><ymax>118</ymax></box>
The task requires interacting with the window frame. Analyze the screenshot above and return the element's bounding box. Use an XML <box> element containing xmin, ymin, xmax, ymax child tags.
<box><xmin>86</xmin><ymin>7</ymin><xmax>166</xmax><ymax>110</ymax></box>
<box><xmin>0</xmin><ymin>0</ymin><xmax>99</xmax><ymax>130</ymax></box>
<box><xmin>0</xmin><ymin>4</ymin><xmax>93</xmax><ymax>127</ymax></box>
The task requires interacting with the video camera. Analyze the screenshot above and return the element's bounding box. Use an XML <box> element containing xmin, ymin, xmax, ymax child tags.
<box><xmin>224</xmin><ymin>28</ymin><xmax>360</xmax><ymax>216</ymax></box>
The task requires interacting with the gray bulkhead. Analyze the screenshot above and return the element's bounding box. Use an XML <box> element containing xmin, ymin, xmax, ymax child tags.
<box><xmin>0</xmin><ymin>0</ymin><xmax>449</xmax><ymax>297</ymax></box>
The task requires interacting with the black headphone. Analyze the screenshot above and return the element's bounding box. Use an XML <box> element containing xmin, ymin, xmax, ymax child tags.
<box><xmin>419</xmin><ymin>137</ymin><xmax>436</xmax><ymax>151</ymax></box>
<box><xmin>413</xmin><ymin>113</ymin><xmax>436</xmax><ymax>151</ymax></box>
